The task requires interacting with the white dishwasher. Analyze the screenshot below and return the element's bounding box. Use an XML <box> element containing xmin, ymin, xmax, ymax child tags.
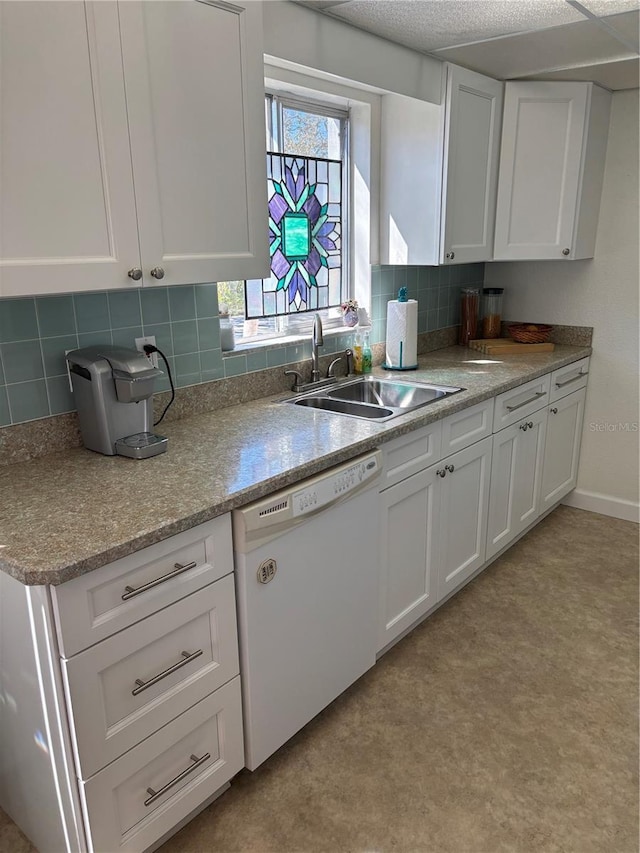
<box><xmin>232</xmin><ymin>450</ymin><xmax>381</xmax><ymax>770</ymax></box>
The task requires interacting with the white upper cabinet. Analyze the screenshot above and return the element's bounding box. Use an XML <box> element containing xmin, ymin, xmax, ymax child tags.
<box><xmin>0</xmin><ymin>1</ymin><xmax>269</xmax><ymax>296</ymax></box>
<box><xmin>118</xmin><ymin>1</ymin><xmax>268</xmax><ymax>287</ymax></box>
<box><xmin>380</xmin><ymin>64</ymin><xmax>503</xmax><ymax>266</ymax></box>
<box><xmin>493</xmin><ymin>81</ymin><xmax>611</xmax><ymax>261</ymax></box>
<box><xmin>0</xmin><ymin>2</ymin><xmax>140</xmax><ymax>295</ymax></box>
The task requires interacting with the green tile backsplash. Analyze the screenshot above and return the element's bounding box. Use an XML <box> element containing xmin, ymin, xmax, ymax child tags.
<box><xmin>0</xmin><ymin>264</ymin><xmax>484</xmax><ymax>426</ymax></box>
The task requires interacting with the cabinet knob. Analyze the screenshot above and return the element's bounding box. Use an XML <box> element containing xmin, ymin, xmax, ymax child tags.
<box><xmin>444</xmin><ymin>464</ymin><xmax>455</xmax><ymax>473</ymax></box>
<box><xmin>519</xmin><ymin>423</ymin><xmax>528</xmax><ymax>431</ymax></box>
<box><xmin>527</xmin><ymin>421</ymin><xmax>534</xmax><ymax>429</ymax></box>
<box><xmin>562</xmin><ymin>248</ymin><xmax>570</xmax><ymax>256</ymax></box>
<box><xmin>550</xmin><ymin>407</ymin><xmax>558</xmax><ymax>414</ymax></box>
<box><xmin>127</xmin><ymin>267</ymin><xmax>142</xmax><ymax>281</ymax></box>
<box><xmin>150</xmin><ymin>267</ymin><xmax>165</xmax><ymax>280</ymax></box>
<box><xmin>436</xmin><ymin>469</ymin><xmax>446</xmax><ymax>478</ymax></box>
<box><xmin>446</xmin><ymin>251</ymin><xmax>455</xmax><ymax>260</ymax></box>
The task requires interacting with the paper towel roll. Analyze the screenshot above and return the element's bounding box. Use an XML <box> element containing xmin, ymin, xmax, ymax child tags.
<box><xmin>386</xmin><ymin>299</ymin><xmax>418</xmax><ymax>369</ymax></box>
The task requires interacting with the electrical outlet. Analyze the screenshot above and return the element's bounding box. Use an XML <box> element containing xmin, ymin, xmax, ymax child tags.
<box><xmin>135</xmin><ymin>336</ymin><xmax>158</xmax><ymax>368</ymax></box>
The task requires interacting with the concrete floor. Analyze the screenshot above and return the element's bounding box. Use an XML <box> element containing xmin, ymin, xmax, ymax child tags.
<box><xmin>1</xmin><ymin>506</ymin><xmax>638</xmax><ymax>852</ymax></box>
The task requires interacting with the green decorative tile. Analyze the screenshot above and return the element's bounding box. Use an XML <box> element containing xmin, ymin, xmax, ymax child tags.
<box><xmin>36</xmin><ymin>295</ymin><xmax>76</xmax><ymax>337</ymax></box>
<box><xmin>0</xmin><ymin>298</ymin><xmax>38</xmax><ymax>343</ymax></box>
<box><xmin>197</xmin><ymin>318</ymin><xmax>220</xmax><ymax>351</ymax></box>
<box><xmin>437</xmin><ymin>307</ymin><xmax>449</xmax><ymax>329</ymax></box>
<box><xmin>427</xmin><ymin>309</ymin><xmax>439</xmax><ymax>331</ymax></box>
<box><xmin>140</xmin><ymin>288</ymin><xmax>170</xmax><ymax>326</ymax></box>
<box><xmin>143</xmin><ymin>324</ymin><xmax>173</xmax><ymax>358</ymax></box>
<box><xmin>174</xmin><ymin>353</ymin><xmax>201</xmax><ymax>386</ymax></box>
<box><xmin>195</xmin><ymin>284</ymin><xmax>219</xmax><ymax>318</ymax></box>
<box><xmin>372</xmin><ymin>318</ymin><xmax>386</xmax><ymax>344</ymax></box>
<box><xmin>418</xmin><ymin>310</ymin><xmax>428</xmax><ymax>334</ymax></box>
<box><xmin>245</xmin><ymin>349</ymin><xmax>267</xmax><ymax>373</ymax></box>
<box><xmin>224</xmin><ymin>353</ymin><xmax>248</xmax><ymax>378</ymax></box>
<box><xmin>172</xmin><ymin>320</ymin><xmax>198</xmax><ymax>356</ymax></box>
<box><xmin>0</xmin><ymin>350</ymin><xmax>5</xmax><ymax>384</ymax></box>
<box><xmin>426</xmin><ymin>289</ymin><xmax>438</xmax><ymax>312</ymax></box>
<box><xmin>7</xmin><ymin>380</ymin><xmax>49</xmax><ymax>423</ymax></box>
<box><xmin>111</xmin><ymin>327</ymin><xmax>143</xmax><ymax>348</ymax></box>
<box><xmin>74</xmin><ymin>293</ymin><xmax>110</xmax><ymax>333</ymax></box>
<box><xmin>1</xmin><ymin>340</ymin><xmax>44</xmax><ymax>383</ymax></box>
<box><xmin>438</xmin><ymin>287</ymin><xmax>450</xmax><ymax>310</ymax></box>
<box><xmin>200</xmin><ymin>349</ymin><xmax>224</xmax><ymax>381</ymax></box>
<box><xmin>78</xmin><ymin>331</ymin><xmax>112</xmax><ymax>348</ymax></box>
<box><xmin>41</xmin><ymin>335</ymin><xmax>78</xmax><ymax>377</ymax></box>
<box><xmin>108</xmin><ymin>290</ymin><xmax>142</xmax><ymax>329</ymax></box>
<box><xmin>0</xmin><ymin>387</ymin><xmax>10</xmax><ymax>426</ymax></box>
<box><xmin>168</xmin><ymin>285</ymin><xmax>196</xmax><ymax>322</ymax></box>
<box><xmin>285</xmin><ymin>344</ymin><xmax>305</xmax><ymax>364</ymax></box>
<box><xmin>47</xmin><ymin>375</ymin><xmax>75</xmax><ymax>415</ymax></box>
<box><xmin>154</xmin><ymin>356</ymin><xmax>175</xmax><ymax>393</ymax></box>
<box><xmin>266</xmin><ymin>347</ymin><xmax>288</xmax><ymax>368</ymax></box>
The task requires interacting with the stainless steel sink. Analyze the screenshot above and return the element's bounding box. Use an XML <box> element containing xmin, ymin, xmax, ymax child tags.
<box><xmin>285</xmin><ymin>376</ymin><xmax>463</xmax><ymax>421</ymax></box>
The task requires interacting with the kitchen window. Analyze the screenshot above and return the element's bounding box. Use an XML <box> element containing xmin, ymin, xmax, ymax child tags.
<box><xmin>218</xmin><ymin>91</ymin><xmax>353</xmax><ymax>346</ymax></box>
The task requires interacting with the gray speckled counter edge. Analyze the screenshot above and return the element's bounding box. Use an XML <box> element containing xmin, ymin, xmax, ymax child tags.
<box><xmin>0</xmin><ymin>344</ymin><xmax>591</xmax><ymax>586</ymax></box>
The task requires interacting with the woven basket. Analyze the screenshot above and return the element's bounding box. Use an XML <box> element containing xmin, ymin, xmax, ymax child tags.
<box><xmin>508</xmin><ymin>323</ymin><xmax>553</xmax><ymax>344</ymax></box>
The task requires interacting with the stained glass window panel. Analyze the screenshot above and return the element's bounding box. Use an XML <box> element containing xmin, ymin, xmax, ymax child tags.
<box><xmin>245</xmin><ymin>152</ymin><xmax>344</xmax><ymax>319</ymax></box>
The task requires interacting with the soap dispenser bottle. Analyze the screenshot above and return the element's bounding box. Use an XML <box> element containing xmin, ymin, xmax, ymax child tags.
<box><xmin>362</xmin><ymin>330</ymin><xmax>372</xmax><ymax>374</ymax></box>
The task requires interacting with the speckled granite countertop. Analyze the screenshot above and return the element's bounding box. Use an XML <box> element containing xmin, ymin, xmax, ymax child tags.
<box><xmin>1</xmin><ymin>344</ymin><xmax>590</xmax><ymax>585</ymax></box>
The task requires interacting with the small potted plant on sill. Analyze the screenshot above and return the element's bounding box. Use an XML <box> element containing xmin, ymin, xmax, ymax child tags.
<box><xmin>341</xmin><ymin>299</ymin><xmax>359</xmax><ymax>327</ymax></box>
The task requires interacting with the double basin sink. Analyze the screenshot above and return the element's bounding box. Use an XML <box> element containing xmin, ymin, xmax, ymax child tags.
<box><xmin>285</xmin><ymin>376</ymin><xmax>464</xmax><ymax>421</ymax></box>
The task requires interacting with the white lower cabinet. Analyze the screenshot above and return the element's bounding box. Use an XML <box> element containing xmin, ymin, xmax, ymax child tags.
<box><xmin>541</xmin><ymin>388</ymin><xmax>587</xmax><ymax>511</ymax></box>
<box><xmin>81</xmin><ymin>679</ymin><xmax>243</xmax><ymax>853</ymax></box>
<box><xmin>58</xmin><ymin>516</ymin><xmax>243</xmax><ymax>852</ymax></box>
<box><xmin>486</xmin><ymin>407</ymin><xmax>548</xmax><ymax>560</ymax></box>
<box><xmin>436</xmin><ymin>437</ymin><xmax>492</xmax><ymax>601</ymax></box>
<box><xmin>378</xmin><ymin>436</ymin><xmax>492</xmax><ymax>651</ymax></box>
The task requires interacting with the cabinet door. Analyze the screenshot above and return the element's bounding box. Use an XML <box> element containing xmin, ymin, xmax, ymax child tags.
<box><xmin>378</xmin><ymin>467</ymin><xmax>439</xmax><ymax>652</ymax></box>
<box><xmin>119</xmin><ymin>0</ymin><xmax>269</xmax><ymax>286</ymax></box>
<box><xmin>0</xmin><ymin>1</ymin><xmax>141</xmax><ymax>295</ymax></box>
<box><xmin>437</xmin><ymin>436</ymin><xmax>492</xmax><ymax>601</ymax></box>
<box><xmin>541</xmin><ymin>388</ymin><xmax>586</xmax><ymax>510</ymax></box>
<box><xmin>441</xmin><ymin>65</ymin><xmax>503</xmax><ymax>264</ymax></box>
<box><xmin>486</xmin><ymin>409</ymin><xmax>547</xmax><ymax>560</ymax></box>
<box><xmin>494</xmin><ymin>82</ymin><xmax>590</xmax><ymax>261</ymax></box>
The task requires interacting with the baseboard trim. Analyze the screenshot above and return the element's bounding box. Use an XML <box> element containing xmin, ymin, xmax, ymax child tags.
<box><xmin>562</xmin><ymin>489</ymin><xmax>640</xmax><ymax>523</ymax></box>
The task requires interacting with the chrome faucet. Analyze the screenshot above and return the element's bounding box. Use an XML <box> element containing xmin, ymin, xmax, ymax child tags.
<box><xmin>311</xmin><ymin>313</ymin><xmax>324</xmax><ymax>382</ymax></box>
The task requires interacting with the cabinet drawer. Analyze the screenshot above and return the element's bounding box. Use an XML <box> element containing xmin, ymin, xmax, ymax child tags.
<box><xmin>52</xmin><ymin>515</ymin><xmax>233</xmax><ymax>657</ymax></box>
<box><xmin>441</xmin><ymin>398</ymin><xmax>494</xmax><ymax>456</ymax></box>
<box><xmin>550</xmin><ymin>357</ymin><xmax>590</xmax><ymax>402</ymax></box>
<box><xmin>493</xmin><ymin>374</ymin><xmax>551</xmax><ymax>432</ymax></box>
<box><xmin>81</xmin><ymin>678</ymin><xmax>244</xmax><ymax>853</ymax></box>
<box><xmin>380</xmin><ymin>421</ymin><xmax>442</xmax><ymax>489</ymax></box>
<box><xmin>63</xmin><ymin>575</ymin><xmax>239</xmax><ymax>778</ymax></box>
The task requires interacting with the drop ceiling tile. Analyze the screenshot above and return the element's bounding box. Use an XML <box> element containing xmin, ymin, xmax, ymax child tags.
<box><xmin>521</xmin><ymin>57</ymin><xmax>640</xmax><ymax>90</ymax></box>
<box><xmin>324</xmin><ymin>0</ymin><xmax>585</xmax><ymax>52</ymax></box>
<box><xmin>434</xmin><ymin>16</ymin><xmax>636</xmax><ymax>79</ymax></box>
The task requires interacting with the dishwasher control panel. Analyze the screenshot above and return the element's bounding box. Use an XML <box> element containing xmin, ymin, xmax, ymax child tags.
<box><xmin>292</xmin><ymin>453</ymin><xmax>380</xmax><ymax>517</ymax></box>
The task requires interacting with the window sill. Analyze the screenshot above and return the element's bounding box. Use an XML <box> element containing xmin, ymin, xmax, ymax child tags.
<box><xmin>221</xmin><ymin>324</ymin><xmax>365</xmax><ymax>358</ymax></box>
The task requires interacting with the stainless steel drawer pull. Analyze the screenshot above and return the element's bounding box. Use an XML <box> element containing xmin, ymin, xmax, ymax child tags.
<box><xmin>144</xmin><ymin>752</ymin><xmax>211</xmax><ymax>807</ymax></box>
<box><xmin>122</xmin><ymin>561</ymin><xmax>198</xmax><ymax>600</ymax></box>
<box><xmin>506</xmin><ymin>391</ymin><xmax>546</xmax><ymax>413</ymax></box>
<box><xmin>132</xmin><ymin>649</ymin><xmax>204</xmax><ymax>696</ymax></box>
<box><xmin>555</xmin><ymin>370</ymin><xmax>588</xmax><ymax>388</ymax></box>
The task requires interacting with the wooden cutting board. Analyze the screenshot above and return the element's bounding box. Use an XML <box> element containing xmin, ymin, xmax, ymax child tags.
<box><xmin>469</xmin><ymin>338</ymin><xmax>555</xmax><ymax>355</ymax></box>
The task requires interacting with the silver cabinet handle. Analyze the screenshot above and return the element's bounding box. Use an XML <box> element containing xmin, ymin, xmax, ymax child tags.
<box><xmin>550</xmin><ymin>407</ymin><xmax>558</xmax><ymax>414</ymax></box>
<box><xmin>519</xmin><ymin>422</ymin><xmax>528</xmax><ymax>431</ymax></box>
<box><xmin>128</xmin><ymin>268</ymin><xmax>142</xmax><ymax>281</ymax></box>
<box><xmin>144</xmin><ymin>752</ymin><xmax>211</xmax><ymax>807</ymax></box>
<box><xmin>562</xmin><ymin>248</ymin><xmax>570</xmax><ymax>256</ymax></box>
<box><xmin>506</xmin><ymin>391</ymin><xmax>546</xmax><ymax>413</ymax></box>
<box><xmin>436</xmin><ymin>469</ymin><xmax>446</xmax><ymax>478</ymax></box>
<box><xmin>132</xmin><ymin>649</ymin><xmax>203</xmax><ymax>696</ymax></box>
<box><xmin>555</xmin><ymin>370</ymin><xmax>588</xmax><ymax>388</ymax></box>
<box><xmin>444</xmin><ymin>464</ymin><xmax>455</xmax><ymax>473</ymax></box>
<box><xmin>527</xmin><ymin>421</ymin><xmax>534</xmax><ymax>429</ymax></box>
<box><xmin>122</xmin><ymin>561</ymin><xmax>198</xmax><ymax>601</ymax></box>
<box><xmin>446</xmin><ymin>251</ymin><xmax>455</xmax><ymax>260</ymax></box>
<box><xmin>150</xmin><ymin>267</ymin><xmax>165</xmax><ymax>279</ymax></box>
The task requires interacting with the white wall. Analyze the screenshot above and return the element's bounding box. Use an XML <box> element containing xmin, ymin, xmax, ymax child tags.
<box><xmin>485</xmin><ymin>88</ymin><xmax>639</xmax><ymax>522</ymax></box>
<box><xmin>263</xmin><ymin>1</ymin><xmax>443</xmax><ymax>105</ymax></box>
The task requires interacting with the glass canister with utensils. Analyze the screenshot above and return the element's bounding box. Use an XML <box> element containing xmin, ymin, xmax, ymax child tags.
<box><xmin>482</xmin><ymin>288</ymin><xmax>504</xmax><ymax>339</ymax></box>
<box><xmin>459</xmin><ymin>287</ymin><xmax>479</xmax><ymax>346</ymax></box>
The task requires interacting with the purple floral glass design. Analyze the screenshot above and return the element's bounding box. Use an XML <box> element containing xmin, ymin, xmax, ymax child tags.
<box><xmin>245</xmin><ymin>153</ymin><xmax>342</xmax><ymax>319</ymax></box>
